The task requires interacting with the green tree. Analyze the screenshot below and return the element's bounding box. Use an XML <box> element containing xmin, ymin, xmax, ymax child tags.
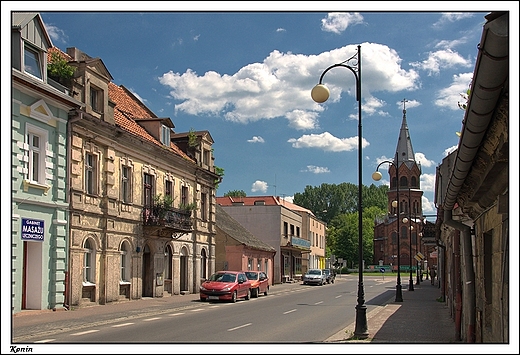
<box><xmin>223</xmin><ymin>190</ymin><xmax>246</xmax><ymax>197</ymax></box>
<box><xmin>47</xmin><ymin>52</ymin><xmax>75</xmax><ymax>85</ymax></box>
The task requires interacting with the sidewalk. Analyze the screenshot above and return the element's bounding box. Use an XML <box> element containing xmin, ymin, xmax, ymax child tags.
<box><xmin>326</xmin><ymin>279</ymin><xmax>460</xmax><ymax>344</ymax></box>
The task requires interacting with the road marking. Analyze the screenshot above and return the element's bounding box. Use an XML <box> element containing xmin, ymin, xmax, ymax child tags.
<box><xmin>335</xmin><ymin>295</ymin><xmax>342</xmax><ymax>299</ymax></box>
<box><xmin>227</xmin><ymin>323</ymin><xmax>252</xmax><ymax>331</ymax></box>
<box><xmin>169</xmin><ymin>312</ymin><xmax>185</xmax><ymax>316</ymax></box>
<box><xmin>112</xmin><ymin>323</ymin><xmax>134</xmax><ymax>327</ymax></box>
<box><xmin>34</xmin><ymin>339</ymin><xmax>55</xmax><ymax>343</ymax></box>
<box><xmin>283</xmin><ymin>309</ymin><xmax>297</xmax><ymax>314</ymax></box>
<box><xmin>314</xmin><ymin>301</ymin><xmax>323</xmax><ymax>305</ymax></box>
<box><xmin>191</xmin><ymin>308</ymin><xmax>204</xmax><ymax>312</ymax></box>
<box><xmin>143</xmin><ymin>317</ymin><xmax>161</xmax><ymax>321</ymax></box>
<box><xmin>72</xmin><ymin>329</ymin><xmax>99</xmax><ymax>336</ymax></box>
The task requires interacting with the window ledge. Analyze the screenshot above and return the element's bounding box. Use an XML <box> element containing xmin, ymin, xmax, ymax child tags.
<box><xmin>23</xmin><ymin>180</ymin><xmax>50</xmax><ymax>195</ymax></box>
<box><xmin>82</xmin><ymin>282</ymin><xmax>96</xmax><ymax>287</ymax></box>
<box><xmin>119</xmin><ymin>281</ymin><xmax>131</xmax><ymax>285</ymax></box>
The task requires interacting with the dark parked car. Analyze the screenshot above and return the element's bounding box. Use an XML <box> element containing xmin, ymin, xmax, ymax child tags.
<box><xmin>199</xmin><ymin>271</ymin><xmax>251</xmax><ymax>302</ymax></box>
<box><xmin>244</xmin><ymin>271</ymin><xmax>269</xmax><ymax>297</ymax></box>
<box><xmin>322</xmin><ymin>269</ymin><xmax>335</xmax><ymax>284</ymax></box>
<box><xmin>302</xmin><ymin>268</ymin><xmax>326</xmax><ymax>286</ymax></box>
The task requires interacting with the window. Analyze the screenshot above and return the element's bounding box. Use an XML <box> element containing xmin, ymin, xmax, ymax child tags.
<box><xmin>24</xmin><ymin>44</ymin><xmax>43</xmax><ymax>79</ymax></box>
<box><xmin>200</xmin><ymin>192</ymin><xmax>207</xmax><ymax>221</ymax></box>
<box><xmin>165</xmin><ymin>245</ymin><xmax>173</xmax><ymax>280</ymax></box>
<box><xmin>257</xmin><ymin>260</ymin><xmax>261</xmax><ymax>270</ymax></box>
<box><xmin>90</xmin><ymin>86</ymin><xmax>101</xmax><ymax>112</ymax></box>
<box><xmin>121</xmin><ymin>166</ymin><xmax>132</xmax><ymax>203</ymax></box>
<box><xmin>283</xmin><ymin>222</ymin><xmax>288</xmax><ymax>238</ymax></box>
<box><xmin>26</xmin><ymin>127</ymin><xmax>47</xmax><ymax>184</ymax></box>
<box><xmin>83</xmin><ymin>239</ymin><xmax>95</xmax><ymax>283</ymax></box>
<box><xmin>161</xmin><ymin>125</ymin><xmax>171</xmax><ymax>146</ymax></box>
<box><xmin>391</xmin><ymin>231</ymin><xmax>397</xmax><ymax>245</ymax></box>
<box><xmin>143</xmin><ymin>173</ymin><xmax>154</xmax><ymax>207</ymax></box>
<box><xmin>181</xmin><ymin>186</ymin><xmax>188</xmax><ymax>206</ymax></box>
<box><xmin>120</xmin><ymin>242</ymin><xmax>130</xmax><ymax>282</ymax></box>
<box><xmin>85</xmin><ymin>153</ymin><xmax>98</xmax><ymax>195</ymax></box>
<box><xmin>401</xmin><ymin>225</ymin><xmax>408</xmax><ymax>240</ymax></box>
<box><xmin>248</xmin><ymin>258</ymin><xmax>253</xmax><ymax>270</ymax></box>
<box><xmin>202</xmin><ymin>149</ymin><xmax>211</xmax><ymax>165</ymax></box>
<box><xmin>165</xmin><ymin>180</ymin><xmax>173</xmax><ymax>198</ymax></box>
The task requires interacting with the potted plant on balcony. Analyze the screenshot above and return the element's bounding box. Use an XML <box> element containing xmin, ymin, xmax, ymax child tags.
<box><xmin>179</xmin><ymin>202</ymin><xmax>198</xmax><ymax>214</ymax></box>
<box><xmin>153</xmin><ymin>194</ymin><xmax>174</xmax><ymax>222</ymax></box>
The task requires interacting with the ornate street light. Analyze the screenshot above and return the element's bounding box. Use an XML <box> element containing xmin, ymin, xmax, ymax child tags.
<box><xmin>311</xmin><ymin>45</ymin><xmax>368</xmax><ymax>338</ymax></box>
<box><xmin>402</xmin><ymin>214</ymin><xmax>414</xmax><ymax>291</ymax></box>
<box><xmin>373</xmin><ymin>160</ymin><xmax>404</xmax><ymax>302</ymax></box>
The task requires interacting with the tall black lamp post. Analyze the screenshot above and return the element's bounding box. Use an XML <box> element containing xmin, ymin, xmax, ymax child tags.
<box><xmin>311</xmin><ymin>45</ymin><xmax>368</xmax><ymax>338</ymax></box>
<box><xmin>373</xmin><ymin>159</ymin><xmax>403</xmax><ymax>302</ymax></box>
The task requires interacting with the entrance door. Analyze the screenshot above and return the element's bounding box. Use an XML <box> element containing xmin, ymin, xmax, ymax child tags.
<box><xmin>142</xmin><ymin>245</ymin><xmax>153</xmax><ymax>297</ymax></box>
<box><xmin>180</xmin><ymin>247</ymin><xmax>188</xmax><ymax>292</ymax></box>
<box><xmin>23</xmin><ymin>241</ymin><xmax>43</xmax><ymax>309</ymax></box>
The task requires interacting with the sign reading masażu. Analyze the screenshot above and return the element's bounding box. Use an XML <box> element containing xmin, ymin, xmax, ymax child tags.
<box><xmin>21</xmin><ymin>218</ymin><xmax>45</xmax><ymax>241</ymax></box>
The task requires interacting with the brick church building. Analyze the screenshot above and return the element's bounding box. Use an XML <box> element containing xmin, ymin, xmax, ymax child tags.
<box><xmin>373</xmin><ymin>102</ymin><xmax>433</xmax><ymax>275</ymax></box>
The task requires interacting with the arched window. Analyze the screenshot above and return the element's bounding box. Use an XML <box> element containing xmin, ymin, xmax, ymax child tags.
<box><xmin>411</xmin><ymin>176</ymin><xmax>418</xmax><ymax>188</ymax></box>
<box><xmin>391</xmin><ymin>231</ymin><xmax>397</xmax><ymax>245</ymax></box>
<box><xmin>400</xmin><ymin>176</ymin><xmax>408</xmax><ymax>188</ymax></box>
<box><xmin>83</xmin><ymin>238</ymin><xmax>95</xmax><ymax>283</ymax></box>
<box><xmin>165</xmin><ymin>245</ymin><xmax>173</xmax><ymax>280</ymax></box>
<box><xmin>200</xmin><ymin>248</ymin><xmax>207</xmax><ymax>279</ymax></box>
<box><xmin>120</xmin><ymin>241</ymin><xmax>130</xmax><ymax>282</ymax></box>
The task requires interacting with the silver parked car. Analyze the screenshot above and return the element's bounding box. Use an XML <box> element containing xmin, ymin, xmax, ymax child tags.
<box><xmin>302</xmin><ymin>268</ymin><xmax>326</xmax><ymax>286</ymax></box>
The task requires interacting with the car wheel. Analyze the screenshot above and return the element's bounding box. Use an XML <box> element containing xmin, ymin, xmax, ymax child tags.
<box><xmin>231</xmin><ymin>291</ymin><xmax>237</xmax><ymax>303</ymax></box>
<box><xmin>251</xmin><ymin>287</ymin><xmax>258</xmax><ymax>298</ymax></box>
<box><xmin>245</xmin><ymin>289</ymin><xmax>250</xmax><ymax>300</ymax></box>
<box><xmin>264</xmin><ymin>286</ymin><xmax>269</xmax><ymax>296</ymax></box>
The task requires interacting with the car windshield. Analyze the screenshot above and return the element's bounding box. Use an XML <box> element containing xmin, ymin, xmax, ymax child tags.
<box><xmin>308</xmin><ymin>269</ymin><xmax>321</xmax><ymax>275</ymax></box>
<box><xmin>245</xmin><ymin>272</ymin><xmax>258</xmax><ymax>280</ymax></box>
<box><xmin>209</xmin><ymin>273</ymin><xmax>236</xmax><ymax>282</ymax></box>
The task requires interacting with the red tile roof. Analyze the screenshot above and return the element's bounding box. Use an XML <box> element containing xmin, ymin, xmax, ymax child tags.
<box><xmin>216</xmin><ymin>196</ymin><xmax>314</xmax><ymax>216</ymax></box>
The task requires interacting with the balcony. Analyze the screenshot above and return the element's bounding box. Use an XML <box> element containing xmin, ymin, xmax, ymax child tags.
<box><xmin>143</xmin><ymin>205</ymin><xmax>193</xmax><ymax>238</ymax></box>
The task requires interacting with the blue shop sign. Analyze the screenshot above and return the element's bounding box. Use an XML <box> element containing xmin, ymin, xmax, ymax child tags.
<box><xmin>21</xmin><ymin>218</ymin><xmax>45</xmax><ymax>241</ymax></box>
<box><xmin>291</xmin><ymin>236</ymin><xmax>311</xmax><ymax>249</ymax></box>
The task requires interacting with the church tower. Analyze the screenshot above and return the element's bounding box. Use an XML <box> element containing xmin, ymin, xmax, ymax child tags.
<box><xmin>373</xmin><ymin>99</ymin><xmax>424</xmax><ymax>270</ymax></box>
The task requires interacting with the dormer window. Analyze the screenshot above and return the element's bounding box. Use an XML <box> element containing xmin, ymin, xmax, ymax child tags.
<box><xmin>161</xmin><ymin>125</ymin><xmax>171</xmax><ymax>146</ymax></box>
<box><xmin>24</xmin><ymin>44</ymin><xmax>43</xmax><ymax>80</ymax></box>
<box><xmin>90</xmin><ymin>85</ymin><xmax>102</xmax><ymax>112</ymax></box>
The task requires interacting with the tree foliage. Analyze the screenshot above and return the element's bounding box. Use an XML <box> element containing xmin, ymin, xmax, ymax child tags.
<box><xmin>294</xmin><ymin>182</ymin><xmax>388</xmax><ymax>266</ymax></box>
<box><xmin>47</xmin><ymin>52</ymin><xmax>75</xmax><ymax>83</ymax></box>
<box><xmin>223</xmin><ymin>190</ymin><xmax>247</xmax><ymax>197</ymax></box>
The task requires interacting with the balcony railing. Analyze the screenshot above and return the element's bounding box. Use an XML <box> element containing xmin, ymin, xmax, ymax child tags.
<box><xmin>143</xmin><ymin>205</ymin><xmax>193</xmax><ymax>233</ymax></box>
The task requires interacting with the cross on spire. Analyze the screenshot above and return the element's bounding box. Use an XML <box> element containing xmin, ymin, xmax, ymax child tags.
<box><xmin>401</xmin><ymin>98</ymin><xmax>408</xmax><ymax>114</ymax></box>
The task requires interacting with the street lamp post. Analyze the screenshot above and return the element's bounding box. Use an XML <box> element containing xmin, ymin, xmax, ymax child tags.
<box><xmin>372</xmin><ymin>160</ymin><xmax>403</xmax><ymax>302</ymax></box>
<box><xmin>416</xmin><ymin>217</ymin><xmax>425</xmax><ymax>285</ymax></box>
<box><xmin>311</xmin><ymin>45</ymin><xmax>368</xmax><ymax>338</ymax></box>
<box><xmin>402</xmin><ymin>187</ymin><xmax>414</xmax><ymax>291</ymax></box>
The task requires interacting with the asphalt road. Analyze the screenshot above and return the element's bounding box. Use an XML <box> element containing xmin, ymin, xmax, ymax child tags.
<box><xmin>14</xmin><ymin>276</ymin><xmax>393</xmax><ymax>344</ymax></box>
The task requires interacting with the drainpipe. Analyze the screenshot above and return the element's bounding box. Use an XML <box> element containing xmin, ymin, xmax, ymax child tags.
<box><xmin>444</xmin><ymin>209</ymin><xmax>475</xmax><ymax>343</ymax></box>
<box><xmin>453</xmin><ymin>229</ymin><xmax>462</xmax><ymax>341</ymax></box>
<box><xmin>65</xmin><ymin>110</ymin><xmax>84</xmax><ymax>310</ymax></box>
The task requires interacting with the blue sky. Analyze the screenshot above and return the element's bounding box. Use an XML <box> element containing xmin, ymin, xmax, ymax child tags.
<box><xmin>4</xmin><ymin>3</ymin><xmax>518</xmax><ymax>219</ymax></box>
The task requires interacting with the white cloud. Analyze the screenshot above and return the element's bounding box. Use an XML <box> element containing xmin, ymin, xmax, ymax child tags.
<box><xmin>251</xmin><ymin>180</ymin><xmax>268</xmax><ymax>193</ymax></box>
<box><xmin>288</xmin><ymin>132</ymin><xmax>369</xmax><ymax>152</ymax></box>
<box><xmin>420</xmin><ymin>173</ymin><xmax>436</xmax><ymax>192</ymax></box>
<box><xmin>321</xmin><ymin>13</ymin><xmax>364</xmax><ymax>34</ymax></box>
<box><xmin>422</xmin><ymin>195</ymin><xmax>436</xmax><ymax>213</ymax></box>
<box><xmin>302</xmin><ymin>165</ymin><xmax>330</xmax><ymax>174</ymax></box>
<box><xmin>415</xmin><ymin>152</ymin><xmax>435</xmax><ymax>168</ymax></box>
<box><xmin>410</xmin><ymin>49</ymin><xmax>472</xmax><ymax>76</ymax></box>
<box><xmin>286</xmin><ymin>110</ymin><xmax>319</xmax><ymax>130</ymax></box>
<box><xmin>158</xmin><ymin>43</ymin><xmax>421</xmax><ymax>127</ymax></box>
<box><xmin>435</xmin><ymin>72</ymin><xmax>473</xmax><ymax>110</ymax></box>
<box><xmin>276</xmin><ymin>28</ymin><xmax>286</xmax><ymax>32</ymax></box>
<box><xmin>443</xmin><ymin>145</ymin><xmax>458</xmax><ymax>157</ymax></box>
<box><xmin>433</xmin><ymin>13</ymin><xmax>475</xmax><ymax>27</ymax></box>
<box><xmin>247</xmin><ymin>136</ymin><xmax>265</xmax><ymax>143</ymax></box>
<box><xmin>44</xmin><ymin>24</ymin><xmax>68</xmax><ymax>44</ymax></box>
<box><xmin>396</xmin><ymin>99</ymin><xmax>420</xmax><ymax>110</ymax></box>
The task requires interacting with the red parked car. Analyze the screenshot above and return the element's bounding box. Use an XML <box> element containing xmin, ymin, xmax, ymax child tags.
<box><xmin>199</xmin><ymin>271</ymin><xmax>251</xmax><ymax>303</ymax></box>
<box><xmin>244</xmin><ymin>271</ymin><xmax>269</xmax><ymax>298</ymax></box>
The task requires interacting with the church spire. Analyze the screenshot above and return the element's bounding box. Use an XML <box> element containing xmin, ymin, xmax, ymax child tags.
<box><xmin>394</xmin><ymin>98</ymin><xmax>416</xmax><ymax>167</ymax></box>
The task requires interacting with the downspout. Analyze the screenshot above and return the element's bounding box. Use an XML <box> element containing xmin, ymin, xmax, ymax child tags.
<box><xmin>453</xmin><ymin>229</ymin><xmax>462</xmax><ymax>341</ymax></box>
<box><xmin>65</xmin><ymin>110</ymin><xmax>84</xmax><ymax>309</ymax></box>
<box><xmin>444</xmin><ymin>209</ymin><xmax>475</xmax><ymax>343</ymax></box>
